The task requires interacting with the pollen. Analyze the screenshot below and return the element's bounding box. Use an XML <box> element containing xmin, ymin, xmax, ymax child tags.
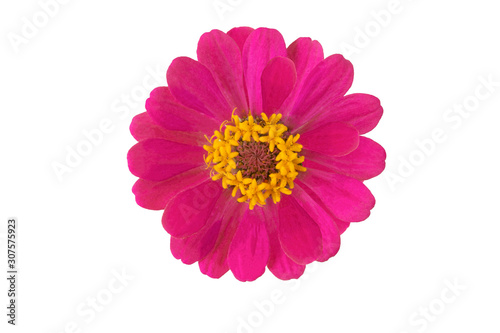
<box><xmin>203</xmin><ymin>111</ymin><xmax>306</xmax><ymax>209</ymax></box>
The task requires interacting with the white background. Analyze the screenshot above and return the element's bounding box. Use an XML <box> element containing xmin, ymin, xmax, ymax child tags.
<box><xmin>1</xmin><ymin>0</ymin><xmax>499</xmax><ymax>332</ymax></box>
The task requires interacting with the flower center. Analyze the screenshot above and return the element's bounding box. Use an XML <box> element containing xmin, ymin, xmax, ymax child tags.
<box><xmin>203</xmin><ymin>112</ymin><xmax>306</xmax><ymax>210</ymax></box>
<box><xmin>234</xmin><ymin>141</ymin><xmax>280</xmax><ymax>183</ymax></box>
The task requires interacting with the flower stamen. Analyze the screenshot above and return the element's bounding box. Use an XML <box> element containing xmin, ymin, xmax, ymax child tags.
<box><xmin>203</xmin><ymin>112</ymin><xmax>306</xmax><ymax>209</ymax></box>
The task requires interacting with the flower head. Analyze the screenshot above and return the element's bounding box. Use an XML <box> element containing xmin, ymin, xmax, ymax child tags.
<box><xmin>127</xmin><ymin>27</ymin><xmax>386</xmax><ymax>281</ymax></box>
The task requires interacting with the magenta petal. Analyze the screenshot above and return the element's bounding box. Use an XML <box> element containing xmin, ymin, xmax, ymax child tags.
<box><xmin>146</xmin><ymin>86</ymin><xmax>218</xmax><ymax>134</ymax></box>
<box><xmin>261</xmin><ymin>56</ymin><xmax>297</xmax><ymax>116</ymax></box>
<box><xmin>127</xmin><ymin>139</ymin><xmax>204</xmax><ymax>181</ymax></box>
<box><xmin>267</xmin><ymin>236</ymin><xmax>306</xmax><ymax>279</ymax></box>
<box><xmin>264</xmin><ymin>205</ymin><xmax>305</xmax><ymax>280</ymax></box>
<box><xmin>298</xmin><ymin>169</ymin><xmax>375</xmax><ymax>222</ymax></box>
<box><xmin>288</xmin><ymin>54</ymin><xmax>354</xmax><ymax>128</ymax></box>
<box><xmin>197</xmin><ymin>29</ymin><xmax>248</xmax><ymax>113</ymax></box>
<box><xmin>292</xmin><ymin>184</ymin><xmax>341</xmax><ymax>262</ymax></box>
<box><xmin>167</xmin><ymin>57</ymin><xmax>231</xmax><ymax>122</ymax></box>
<box><xmin>303</xmin><ymin>137</ymin><xmax>386</xmax><ymax>181</ymax></box>
<box><xmin>162</xmin><ymin>180</ymin><xmax>223</xmax><ymax>238</ymax></box>
<box><xmin>228</xmin><ymin>207</ymin><xmax>269</xmax><ymax>281</ymax></box>
<box><xmin>300</xmin><ymin>122</ymin><xmax>359</xmax><ymax>157</ymax></box>
<box><xmin>227</xmin><ymin>27</ymin><xmax>254</xmax><ymax>53</ymax></box>
<box><xmin>277</xmin><ymin>195</ymin><xmax>323</xmax><ymax>265</ymax></box>
<box><xmin>130</xmin><ymin>112</ymin><xmax>168</xmax><ymax>142</ymax></box>
<box><xmin>281</xmin><ymin>37</ymin><xmax>324</xmax><ymax>115</ymax></box>
<box><xmin>129</xmin><ymin>113</ymin><xmax>206</xmax><ymax>146</ymax></box>
<box><xmin>242</xmin><ymin>28</ymin><xmax>287</xmax><ymax>114</ymax></box>
<box><xmin>170</xmin><ymin>216</ymin><xmax>223</xmax><ymax>264</ymax></box>
<box><xmin>287</xmin><ymin>38</ymin><xmax>324</xmax><ymax>88</ymax></box>
<box><xmin>300</xmin><ymin>93</ymin><xmax>383</xmax><ymax>135</ymax></box>
<box><xmin>336</xmin><ymin>220</ymin><xmax>351</xmax><ymax>235</ymax></box>
<box><xmin>132</xmin><ymin>166</ymin><xmax>210</xmax><ymax>210</ymax></box>
<box><xmin>330</xmin><ymin>94</ymin><xmax>383</xmax><ymax>134</ymax></box>
<box><xmin>199</xmin><ymin>202</ymin><xmax>244</xmax><ymax>278</ymax></box>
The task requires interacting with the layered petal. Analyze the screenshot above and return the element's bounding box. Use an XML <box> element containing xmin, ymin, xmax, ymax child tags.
<box><xmin>298</xmin><ymin>169</ymin><xmax>375</xmax><ymax>222</ymax></box>
<box><xmin>281</xmin><ymin>37</ymin><xmax>324</xmax><ymax>115</ymax></box>
<box><xmin>242</xmin><ymin>28</ymin><xmax>287</xmax><ymax>114</ymax></box>
<box><xmin>162</xmin><ymin>180</ymin><xmax>223</xmax><ymax>238</ymax></box>
<box><xmin>335</xmin><ymin>220</ymin><xmax>351</xmax><ymax>235</ymax></box>
<box><xmin>264</xmin><ymin>205</ymin><xmax>306</xmax><ymax>280</ymax></box>
<box><xmin>330</xmin><ymin>93</ymin><xmax>383</xmax><ymax>134</ymax></box>
<box><xmin>302</xmin><ymin>136</ymin><xmax>386</xmax><ymax>181</ymax></box>
<box><xmin>300</xmin><ymin>121</ymin><xmax>359</xmax><ymax>157</ymax></box>
<box><xmin>277</xmin><ymin>195</ymin><xmax>323</xmax><ymax>265</ymax></box>
<box><xmin>130</xmin><ymin>112</ymin><xmax>168</xmax><ymax>142</ymax></box>
<box><xmin>170</xmin><ymin>219</ymin><xmax>222</xmax><ymax>265</ymax></box>
<box><xmin>169</xmin><ymin>191</ymin><xmax>231</xmax><ymax>263</ymax></box>
<box><xmin>288</xmin><ymin>54</ymin><xmax>354</xmax><ymax>128</ymax></box>
<box><xmin>299</xmin><ymin>93</ymin><xmax>383</xmax><ymax>135</ymax></box>
<box><xmin>130</xmin><ymin>112</ymin><xmax>204</xmax><ymax>146</ymax></box>
<box><xmin>127</xmin><ymin>139</ymin><xmax>204</xmax><ymax>181</ymax></box>
<box><xmin>227</xmin><ymin>26</ymin><xmax>254</xmax><ymax>53</ymax></box>
<box><xmin>292</xmin><ymin>184</ymin><xmax>341</xmax><ymax>262</ymax></box>
<box><xmin>146</xmin><ymin>86</ymin><xmax>218</xmax><ymax>134</ymax></box>
<box><xmin>197</xmin><ymin>29</ymin><xmax>248</xmax><ymax>112</ymax></box>
<box><xmin>261</xmin><ymin>57</ymin><xmax>297</xmax><ymax>116</ymax></box>
<box><xmin>167</xmin><ymin>57</ymin><xmax>231</xmax><ymax>122</ymax></box>
<box><xmin>132</xmin><ymin>166</ymin><xmax>210</xmax><ymax>210</ymax></box>
<box><xmin>199</xmin><ymin>202</ymin><xmax>244</xmax><ymax>278</ymax></box>
<box><xmin>228</xmin><ymin>207</ymin><xmax>270</xmax><ymax>281</ymax></box>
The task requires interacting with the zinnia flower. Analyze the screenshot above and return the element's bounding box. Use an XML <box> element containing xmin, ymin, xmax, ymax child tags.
<box><xmin>127</xmin><ymin>27</ymin><xmax>386</xmax><ymax>281</ymax></box>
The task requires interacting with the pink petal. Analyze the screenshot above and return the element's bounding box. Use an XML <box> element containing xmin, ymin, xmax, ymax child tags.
<box><xmin>298</xmin><ymin>169</ymin><xmax>375</xmax><ymax>222</ymax></box>
<box><xmin>170</xmin><ymin>192</ymin><xmax>231</xmax><ymax>264</ymax></box>
<box><xmin>292</xmin><ymin>184</ymin><xmax>341</xmax><ymax>262</ymax></box>
<box><xmin>167</xmin><ymin>57</ymin><xmax>231</xmax><ymax>122</ymax></box>
<box><xmin>281</xmin><ymin>37</ymin><xmax>324</xmax><ymax>115</ymax></box>
<box><xmin>162</xmin><ymin>180</ymin><xmax>223</xmax><ymax>238</ymax></box>
<box><xmin>299</xmin><ymin>93</ymin><xmax>383</xmax><ymax>135</ymax></box>
<box><xmin>228</xmin><ymin>207</ymin><xmax>270</xmax><ymax>281</ymax></box>
<box><xmin>330</xmin><ymin>94</ymin><xmax>383</xmax><ymax>134</ymax></box>
<box><xmin>336</xmin><ymin>220</ymin><xmax>351</xmax><ymax>234</ymax></box>
<box><xmin>127</xmin><ymin>139</ymin><xmax>204</xmax><ymax>181</ymax></box>
<box><xmin>261</xmin><ymin>56</ymin><xmax>297</xmax><ymax>116</ymax></box>
<box><xmin>242</xmin><ymin>28</ymin><xmax>287</xmax><ymax>114</ymax></box>
<box><xmin>303</xmin><ymin>136</ymin><xmax>386</xmax><ymax>181</ymax></box>
<box><xmin>132</xmin><ymin>166</ymin><xmax>210</xmax><ymax>210</ymax></box>
<box><xmin>197</xmin><ymin>29</ymin><xmax>248</xmax><ymax>113</ymax></box>
<box><xmin>130</xmin><ymin>112</ymin><xmax>168</xmax><ymax>142</ymax></box>
<box><xmin>288</xmin><ymin>54</ymin><xmax>354</xmax><ymax>128</ymax></box>
<box><xmin>199</xmin><ymin>202</ymin><xmax>244</xmax><ymax>278</ymax></box>
<box><xmin>264</xmin><ymin>205</ymin><xmax>305</xmax><ymax>280</ymax></box>
<box><xmin>130</xmin><ymin>112</ymin><xmax>210</xmax><ymax>146</ymax></box>
<box><xmin>294</xmin><ymin>179</ymin><xmax>352</xmax><ymax>236</ymax></box>
<box><xmin>227</xmin><ymin>27</ymin><xmax>254</xmax><ymax>53</ymax></box>
<box><xmin>277</xmin><ymin>195</ymin><xmax>323</xmax><ymax>265</ymax></box>
<box><xmin>170</xmin><ymin>220</ymin><xmax>222</xmax><ymax>265</ymax></box>
<box><xmin>300</xmin><ymin>121</ymin><xmax>359</xmax><ymax>157</ymax></box>
<box><xmin>267</xmin><ymin>236</ymin><xmax>306</xmax><ymax>279</ymax></box>
<box><xmin>146</xmin><ymin>86</ymin><xmax>218</xmax><ymax>134</ymax></box>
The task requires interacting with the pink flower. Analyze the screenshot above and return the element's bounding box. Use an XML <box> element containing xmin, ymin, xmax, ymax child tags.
<box><xmin>127</xmin><ymin>27</ymin><xmax>386</xmax><ymax>281</ymax></box>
